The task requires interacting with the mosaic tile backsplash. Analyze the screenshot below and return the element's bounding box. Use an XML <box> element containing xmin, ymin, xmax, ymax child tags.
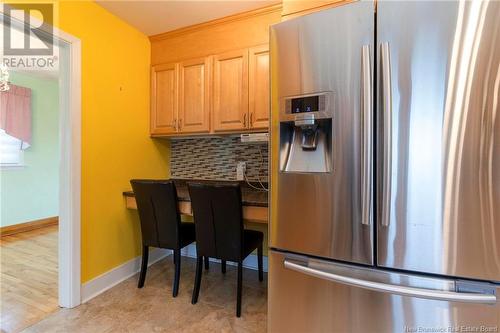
<box><xmin>170</xmin><ymin>137</ymin><xmax>268</xmax><ymax>182</ymax></box>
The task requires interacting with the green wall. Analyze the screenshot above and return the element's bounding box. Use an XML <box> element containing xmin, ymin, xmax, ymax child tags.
<box><xmin>1</xmin><ymin>72</ymin><xmax>59</xmax><ymax>227</ymax></box>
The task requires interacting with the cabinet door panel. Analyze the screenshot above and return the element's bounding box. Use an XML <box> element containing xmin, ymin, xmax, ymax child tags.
<box><xmin>178</xmin><ymin>57</ymin><xmax>211</xmax><ymax>133</ymax></box>
<box><xmin>213</xmin><ymin>49</ymin><xmax>249</xmax><ymax>131</ymax></box>
<box><xmin>151</xmin><ymin>63</ymin><xmax>177</xmax><ymax>135</ymax></box>
<box><xmin>249</xmin><ymin>45</ymin><xmax>270</xmax><ymax>130</ymax></box>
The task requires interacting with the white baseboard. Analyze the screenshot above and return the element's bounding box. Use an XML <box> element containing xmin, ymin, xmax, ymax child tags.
<box><xmin>181</xmin><ymin>244</ymin><xmax>269</xmax><ymax>272</ymax></box>
<box><xmin>81</xmin><ymin>248</ymin><xmax>171</xmax><ymax>303</ymax></box>
<box><xmin>81</xmin><ymin>244</ymin><xmax>268</xmax><ymax>304</ymax></box>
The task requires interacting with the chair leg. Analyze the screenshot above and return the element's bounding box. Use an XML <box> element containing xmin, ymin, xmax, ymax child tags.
<box><xmin>221</xmin><ymin>260</ymin><xmax>226</xmax><ymax>274</ymax></box>
<box><xmin>204</xmin><ymin>256</ymin><xmax>209</xmax><ymax>270</ymax></box>
<box><xmin>236</xmin><ymin>261</ymin><xmax>243</xmax><ymax>317</ymax></box>
<box><xmin>257</xmin><ymin>244</ymin><xmax>264</xmax><ymax>282</ymax></box>
<box><xmin>137</xmin><ymin>245</ymin><xmax>149</xmax><ymax>288</ymax></box>
<box><xmin>192</xmin><ymin>256</ymin><xmax>203</xmax><ymax>304</ymax></box>
<box><xmin>173</xmin><ymin>250</ymin><xmax>181</xmax><ymax>297</ymax></box>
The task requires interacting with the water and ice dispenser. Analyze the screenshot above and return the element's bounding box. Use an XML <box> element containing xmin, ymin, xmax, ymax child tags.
<box><xmin>279</xmin><ymin>92</ymin><xmax>333</xmax><ymax>173</ymax></box>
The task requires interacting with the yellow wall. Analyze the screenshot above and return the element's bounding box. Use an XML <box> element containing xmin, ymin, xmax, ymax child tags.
<box><xmin>57</xmin><ymin>2</ymin><xmax>170</xmax><ymax>283</ymax></box>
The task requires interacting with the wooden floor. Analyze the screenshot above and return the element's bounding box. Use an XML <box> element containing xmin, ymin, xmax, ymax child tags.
<box><xmin>0</xmin><ymin>226</ymin><xmax>59</xmax><ymax>333</ymax></box>
<box><xmin>24</xmin><ymin>256</ymin><xmax>267</xmax><ymax>333</ymax></box>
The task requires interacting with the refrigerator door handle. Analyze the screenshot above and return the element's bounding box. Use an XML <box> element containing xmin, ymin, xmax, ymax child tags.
<box><xmin>284</xmin><ymin>259</ymin><xmax>497</xmax><ymax>304</ymax></box>
<box><xmin>380</xmin><ymin>42</ymin><xmax>392</xmax><ymax>227</ymax></box>
<box><xmin>360</xmin><ymin>45</ymin><xmax>373</xmax><ymax>226</ymax></box>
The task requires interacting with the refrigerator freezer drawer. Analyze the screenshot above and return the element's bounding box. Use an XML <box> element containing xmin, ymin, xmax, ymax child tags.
<box><xmin>269</xmin><ymin>251</ymin><xmax>500</xmax><ymax>333</ymax></box>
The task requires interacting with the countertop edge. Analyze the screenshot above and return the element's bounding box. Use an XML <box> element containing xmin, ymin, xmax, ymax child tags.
<box><xmin>122</xmin><ymin>190</ymin><xmax>268</xmax><ymax>208</ymax></box>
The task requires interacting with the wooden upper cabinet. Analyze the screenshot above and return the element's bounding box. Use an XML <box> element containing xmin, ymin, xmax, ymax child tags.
<box><xmin>151</xmin><ymin>63</ymin><xmax>178</xmax><ymax>135</ymax></box>
<box><xmin>249</xmin><ymin>45</ymin><xmax>270</xmax><ymax>130</ymax></box>
<box><xmin>150</xmin><ymin>47</ymin><xmax>270</xmax><ymax>136</ymax></box>
<box><xmin>213</xmin><ymin>49</ymin><xmax>249</xmax><ymax>132</ymax></box>
<box><xmin>178</xmin><ymin>57</ymin><xmax>211</xmax><ymax>133</ymax></box>
<box><xmin>149</xmin><ymin>5</ymin><xmax>281</xmax><ymax>136</ymax></box>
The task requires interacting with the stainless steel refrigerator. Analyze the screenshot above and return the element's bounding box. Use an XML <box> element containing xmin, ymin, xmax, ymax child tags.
<box><xmin>269</xmin><ymin>1</ymin><xmax>500</xmax><ymax>332</ymax></box>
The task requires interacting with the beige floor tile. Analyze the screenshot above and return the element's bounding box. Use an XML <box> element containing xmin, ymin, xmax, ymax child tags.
<box><xmin>23</xmin><ymin>256</ymin><xmax>267</xmax><ymax>333</ymax></box>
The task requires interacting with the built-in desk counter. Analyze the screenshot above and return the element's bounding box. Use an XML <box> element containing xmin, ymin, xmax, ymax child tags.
<box><xmin>123</xmin><ymin>179</ymin><xmax>268</xmax><ymax>224</ymax></box>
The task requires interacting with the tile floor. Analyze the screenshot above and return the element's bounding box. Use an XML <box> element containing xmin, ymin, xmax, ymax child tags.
<box><xmin>23</xmin><ymin>256</ymin><xmax>268</xmax><ymax>332</ymax></box>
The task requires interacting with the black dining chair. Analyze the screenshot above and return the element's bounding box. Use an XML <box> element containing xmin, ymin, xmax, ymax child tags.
<box><xmin>130</xmin><ymin>179</ymin><xmax>196</xmax><ymax>297</ymax></box>
<box><xmin>188</xmin><ymin>182</ymin><xmax>264</xmax><ymax>317</ymax></box>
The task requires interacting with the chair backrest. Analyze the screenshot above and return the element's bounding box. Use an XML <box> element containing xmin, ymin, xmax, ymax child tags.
<box><xmin>188</xmin><ymin>182</ymin><xmax>244</xmax><ymax>261</ymax></box>
<box><xmin>130</xmin><ymin>179</ymin><xmax>181</xmax><ymax>249</ymax></box>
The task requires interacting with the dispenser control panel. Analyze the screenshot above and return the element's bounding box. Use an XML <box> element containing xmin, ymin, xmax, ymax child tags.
<box><xmin>291</xmin><ymin>96</ymin><xmax>319</xmax><ymax>113</ymax></box>
<box><xmin>284</xmin><ymin>93</ymin><xmax>329</xmax><ymax>115</ymax></box>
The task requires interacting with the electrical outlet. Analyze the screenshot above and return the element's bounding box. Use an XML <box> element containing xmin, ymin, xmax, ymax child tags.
<box><xmin>236</xmin><ymin>162</ymin><xmax>246</xmax><ymax>181</ymax></box>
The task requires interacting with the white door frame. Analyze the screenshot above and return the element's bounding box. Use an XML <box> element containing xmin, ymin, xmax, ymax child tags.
<box><xmin>56</xmin><ymin>28</ymin><xmax>82</xmax><ymax>309</ymax></box>
<box><xmin>0</xmin><ymin>10</ymin><xmax>82</xmax><ymax>308</ymax></box>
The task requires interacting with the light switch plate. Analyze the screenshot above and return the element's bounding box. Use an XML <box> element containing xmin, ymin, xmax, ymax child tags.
<box><xmin>236</xmin><ymin>162</ymin><xmax>246</xmax><ymax>181</ymax></box>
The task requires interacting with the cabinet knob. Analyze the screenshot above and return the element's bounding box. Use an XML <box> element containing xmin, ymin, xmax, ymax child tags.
<box><xmin>250</xmin><ymin>113</ymin><xmax>253</xmax><ymax>127</ymax></box>
<box><xmin>243</xmin><ymin>114</ymin><xmax>247</xmax><ymax>127</ymax></box>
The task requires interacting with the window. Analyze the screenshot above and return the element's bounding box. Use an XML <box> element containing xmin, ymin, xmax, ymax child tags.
<box><xmin>0</xmin><ymin>129</ymin><xmax>24</xmax><ymax>167</ymax></box>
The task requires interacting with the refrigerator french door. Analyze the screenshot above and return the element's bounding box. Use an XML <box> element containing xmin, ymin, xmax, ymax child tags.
<box><xmin>270</xmin><ymin>0</ymin><xmax>375</xmax><ymax>266</ymax></box>
<box><xmin>377</xmin><ymin>0</ymin><xmax>500</xmax><ymax>282</ymax></box>
<box><xmin>269</xmin><ymin>1</ymin><xmax>500</xmax><ymax>332</ymax></box>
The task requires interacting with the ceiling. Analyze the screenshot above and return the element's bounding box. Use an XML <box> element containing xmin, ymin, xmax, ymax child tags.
<box><xmin>96</xmin><ymin>1</ymin><xmax>280</xmax><ymax>36</ymax></box>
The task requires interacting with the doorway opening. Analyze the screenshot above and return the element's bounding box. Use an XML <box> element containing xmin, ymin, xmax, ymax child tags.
<box><xmin>1</xmin><ymin>8</ymin><xmax>81</xmax><ymax>333</ymax></box>
<box><xmin>1</xmin><ymin>67</ymin><xmax>60</xmax><ymax>332</ymax></box>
